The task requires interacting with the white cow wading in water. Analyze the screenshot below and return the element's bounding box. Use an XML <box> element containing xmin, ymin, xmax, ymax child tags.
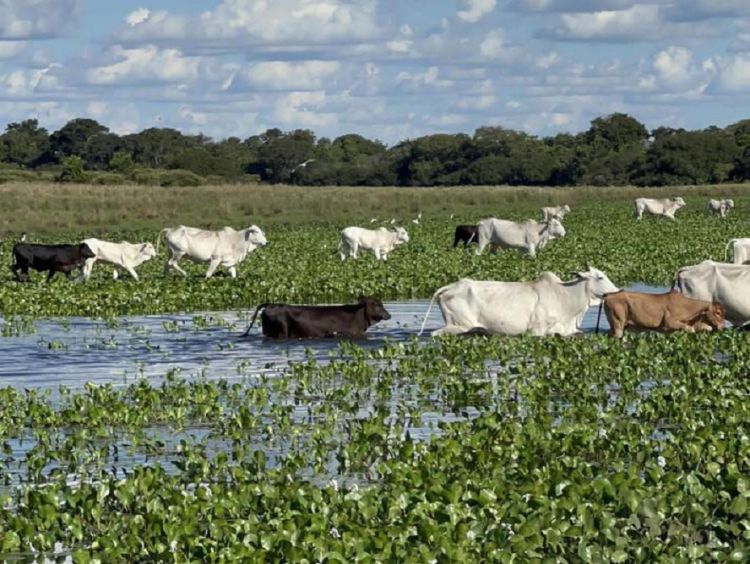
<box><xmin>420</xmin><ymin>266</ymin><xmax>619</xmax><ymax>337</ymax></box>
<box><xmin>160</xmin><ymin>225</ymin><xmax>268</xmax><ymax>278</ymax></box>
<box><xmin>339</xmin><ymin>226</ymin><xmax>409</xmax><ymax>261</ymax></box>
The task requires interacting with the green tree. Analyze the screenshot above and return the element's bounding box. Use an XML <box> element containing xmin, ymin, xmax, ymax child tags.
<box><xmin>0</xmin><ymin>119</ymin><xmax>50</xmax><ymax>167</ymax></box>
<box><xmin>254</xmin><ymin>129</ymin><xmax>317</xmax><ymax>183</ymax></box>
<box><xmin>50</xmin><ymin>118</ymin><xmax>108</xmax><ymax>160</ymax></box>
<box><xmin>109</xmin><ymin>151</ymin><xmax>135</xmax><ymax>174</ymax></box>
<box><xmin>57</xmin><ymin>155</ymin><xmax>86</xmax><ymax>183</ymax></box>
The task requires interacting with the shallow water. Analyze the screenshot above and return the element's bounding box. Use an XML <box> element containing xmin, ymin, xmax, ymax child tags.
<box><xmin>0</xmin><ymin>284</ymin><xmax>667</xmax><ymax>391</ymax></box>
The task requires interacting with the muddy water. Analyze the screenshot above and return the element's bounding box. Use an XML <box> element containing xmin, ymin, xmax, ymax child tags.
<box><xmin>0</xmin><ymin>284</ymin><xmax>667</xmax><ymax>391</ymax></box>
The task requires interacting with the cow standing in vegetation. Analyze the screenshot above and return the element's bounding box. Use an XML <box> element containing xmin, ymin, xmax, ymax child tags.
<box><xmin>160</xmin><ymin>225</ymin><xmax>268</xmax><ymax>279</ymax></box>
<box><xmin>453</xmin><ymin>225</ymin><xmax>478</xmax><ymax>248</ymax></box>
<box><xmin>707</xmin><ymin>199</ymin><xmax>734</xmax><ymax>218</ymax></box>
<box><xmin>475</xmin><ymin>218</ymin><xmax>566</xmax><ymax>257</ymax></box>
<box><xmin>79</xmin><ymin>238</ymin><xmax>157</xmax><ymax>281</ymax></box>
<box><xmin>339</xmin><ymin>226</ymin><xmax>409</xmax><ymax>261</ymax></box>
<box><xmin>634</xmin><ymin>197</ymin><xmax>686</xmax><ymax>220</ymax></box>
<box><xmin>12</xmin><ymin>242</ymin><xmax>95</xmax><ymax>282</ymax></box>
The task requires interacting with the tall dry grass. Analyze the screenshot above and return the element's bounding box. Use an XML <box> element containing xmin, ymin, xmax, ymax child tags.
<box><xmin>2</xmin><ymin>182</ymin><xmax>749</xmax><ymax>235</ymax></box>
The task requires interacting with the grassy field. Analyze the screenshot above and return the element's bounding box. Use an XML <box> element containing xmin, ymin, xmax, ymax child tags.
<box><xmin>2</xmin><ymin>181</ymin><xmax>750</xmax><ymax>234</ymax></box>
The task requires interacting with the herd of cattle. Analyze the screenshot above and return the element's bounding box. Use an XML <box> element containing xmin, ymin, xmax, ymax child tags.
<box><xmin>7</xmin><ymin>196</ymin><xmax>750</xmax><ymax>339</ymax></box>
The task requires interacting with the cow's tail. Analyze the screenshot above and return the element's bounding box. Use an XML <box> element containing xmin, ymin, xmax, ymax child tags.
<box><xmin>418</xmin><ymin>283</ymin><xmax>453</xmax><ymax>336</ymax></box>
<box><xmin>156</xmin><ymin>228</ymin><xmax>170</xmax><ymax>254</ymax></box>
<box><xmin>241</xmin><ymin>303</ymin><xmax>270</xmax><ymax>337</ymax></box>
<box><xmin>724</xmin><ymin>239</ymin><xmax>737</xmax><ymax>262</ymax></box>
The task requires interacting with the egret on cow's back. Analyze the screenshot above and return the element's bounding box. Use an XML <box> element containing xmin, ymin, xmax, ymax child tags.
<box><xmin>159</xmin><ymin>225</ymin><xmax>268</xmax><ymax>279</ymax></box>
<box><xmin>419</xmin><ymin>265</ymin><xmax>619</xmax><ymax>337</ymax></box>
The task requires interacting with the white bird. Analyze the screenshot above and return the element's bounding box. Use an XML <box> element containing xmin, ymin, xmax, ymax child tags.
<box><xmin>450</xmin><ymin>213</ymin><xmax>454</xmax><ymax>220</ymax></box>
<box><xmin>389</xmin><ymin>218</ymin><xmax>396</xmax><ymax>225</ymax></box>
<box><xmin>370</xmin><ymin>218</ymin><xmax>378</xmax><ymax>223</ymax></box>
<box><xmin>292</xmin><ymin>159</ymin><xmax>316</xmax><ymax>172</ymax></box>
<box><xmin>412</xmin><ymin>218</ymin><xmax>420</xmax><ymax>225</ymax></box>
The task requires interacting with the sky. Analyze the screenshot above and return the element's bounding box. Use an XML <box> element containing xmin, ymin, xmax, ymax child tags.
<box><xmin>1</xmin><ymin>0</ymin><xmax>750</xmax><ymax>144</ymax></box>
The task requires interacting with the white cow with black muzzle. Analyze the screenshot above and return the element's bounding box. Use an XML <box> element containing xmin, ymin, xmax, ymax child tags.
<box><xmin>420</xmin><ymin>266</ymin><xmax>619</xmax><ymax>337</ymax></box>
<box><xmin>79</xmin><ymin>238</ymin><xmax>157</xmax><ymax>282</ymax></box>
<box><xmin>475</xmin><ymin>218</ymin><xmax>566</xmax><ymax>257</ymax></box>
<box><xmin>339</xmin><ymin>226</ymin><xmax>409</xmax><ymax>261</ymax></box>
<box><xmin>160</xmin><ymin>225</ymin><xmax>268</xmax><ymax>278</ymax></box>
<box><xmin>634</xmin><ymin>197</ymin><xmax>686</xmax><ymax>220</ymax></box>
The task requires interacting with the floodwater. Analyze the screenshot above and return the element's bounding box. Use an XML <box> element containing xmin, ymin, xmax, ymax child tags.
<box><xmin>0</xmin><ymin>284</ymin><xmax>667</xmax><ymax>391</ymax></box>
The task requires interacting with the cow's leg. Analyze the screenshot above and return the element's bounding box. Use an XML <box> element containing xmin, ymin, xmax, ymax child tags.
<box><xmin>527</xmin><ymin>244</ymin><xmax>537</xmax><ymax>258</ymax></box>
<box><xmin>350</xmin><ymin>242</ymin><xmax>359</xmax><ymax>259</ymax></box>
<box><xmin>431</xmin><ymin>325</ymin><xmax>471</xmax><ymax>337</ymax></box>
<box><xmin>339</xmin><ymin>240</ymin><xmax>349</xmax><ymax>261</ymax></box>
<box><xmin>228</xmin><ymin>266</ymin><xmax>238</xmax><ymax>279</ymax></box>
<box><xmin>205</xmin><ymin>258</ymin><xmax>221</xmax><ymax>279</ymax></box>
<box><xmin>47</xmin><ymin>270</ymin><xmax>57</xmax><ymax>282</ymax></box>
<box><xmin>373</xmin><ymin>248</ymin><xmax>382</xmax><ymax>260</ymax></box>
<box><xmin>165</xmin><ymin>253</ymin><xmax>188</xmax><ymax>276</ymax></box>
<box><xmin>80</xmin><ymin>257</ymin><xmax>96</xmax><ymax>282</ymax></box>
<box><xmin>123</xmin><ymin>266</ymin><xmax>138</xmax><ymax>281</ymax></box>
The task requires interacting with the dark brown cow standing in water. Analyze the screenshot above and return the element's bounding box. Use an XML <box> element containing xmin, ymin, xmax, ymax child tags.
<box><xmin>602</xmin><ymin>290</ymin><xmax>725</xmax><ymax>338</ymax></box>
<box><xmin>242</xmin><ymin>296</ymin><xmax>391</xmax><ymax>339</ymax></box>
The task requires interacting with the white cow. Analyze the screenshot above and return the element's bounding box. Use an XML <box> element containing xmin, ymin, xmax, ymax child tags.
<box><xmin>674</xmin><ymin>260</ymin><xmax>750</xmax><ymax>326</ymax></box>
<box><xmin>339</xmin><ymin>226</ymin><xmax>409</xmax><ymax>261</ymax></box>
<box><xmin>634</xmin><ymin>197</ymin><xmax>686</xmax><ymax>220</ymax></box>
<box><xmin>725</xmin><ymin>238</ymin><xmax>750</xmax><ymax>264</ymax></box>
<box><xmin>160</xmin><ymin>225</ymin><xmax>267</xmax><ymax>278</ymax></box>
<box><xmin>419</xmin><ymin>266</ymin><xmax>619</xmax><ymax>337</ymax></box>
<box><xmin>475</xmin><ymin>218</ymin><xmax>566</xmax><ymax>257</ymax></box>
<box><xmin>707</xmin><ymin>198</ymin><xmax>734</xmax><ymax>218</ymax></box>
<box><xmin>79</xmin><ymin>238</ymin><xmax>157</xmax><ymax>282</ymax></box>
<box><xmin>540</xmin><ymin>204</ymin><xmax>571</xmax><ymax>222</ymax></box>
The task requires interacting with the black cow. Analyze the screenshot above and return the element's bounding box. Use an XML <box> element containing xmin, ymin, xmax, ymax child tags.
<box><xmin>453</xmin><ymin>224</ymin><xmax>478</xmax><ymax>248</ymax></box>
<box><xmin>242</xmin><ymin>296</ymin><xmax>391</xmax><ymax>339</ymax></box>
<box><xmin>12</xmin><ymin>243</ymin><xmax>96</xmax><ymax>282</ymax></box>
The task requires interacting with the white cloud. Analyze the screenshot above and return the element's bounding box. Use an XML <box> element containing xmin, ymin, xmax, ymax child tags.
<box><xmin>545</xmin><ymin>5</ymin><xmax>661</xmax><ymax>41</ymax></box>
<box><xmin>709</xmin><ymin>53</ymin><xmax>750</xmax><ymax>93</ymax></box>
<box><xmin>126</xmin><ymin>8</ymin><xmax>150</xmax><ymax>27</ymax></box>
<box><xmin>118</xmin><ymin>0</ymin><xmax>381</xmax><ymax>50</ymax></box>
<box><xmin>273</xmin><ymin>91</ymin><xmax>337</xmax><ymax>128</ymax></box>
<box><xmin>236</xmin><ymin>60</ymin><xmax>341</xmax><ymax>91</ymax></box>
<box><xmin>0</xmin><ymin>0</ymin><xmax>82</xmax><ymax>40</ymax></box>
<box><xmin>457</xmin><ymin>0</ymin><xmax>497</xmax><ymax>23</ymax></box>
<box><xmin>662</xmin><ymin>0</ymin><xmax>750</xmax><ymax>22</ymax></box>
<box><xmin>86</xmin><ymin>46</ymin><xmax>203</xmax><ymax>85</ymax></box>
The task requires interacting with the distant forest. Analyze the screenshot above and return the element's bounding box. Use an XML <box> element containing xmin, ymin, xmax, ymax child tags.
<box><xmin>1</xmin><ymin>113</ymin><xmax>750</xmax><ymax>187</ymax></box>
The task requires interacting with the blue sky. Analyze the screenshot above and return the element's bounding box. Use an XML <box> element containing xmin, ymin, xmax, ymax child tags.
<box><xmin>1</xmin><ymin>0</ymin><xmax>750</xmax><ymax>144</ymax></box>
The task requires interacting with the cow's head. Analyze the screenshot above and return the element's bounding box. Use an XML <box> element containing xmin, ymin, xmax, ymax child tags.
<box><xmin>139</xmin><ymin>242</ymin><xmax>157</xmax><ymax>260</ymax></box>
<box><xmin>244</xmin><ymin>225</ymin><xmax>268</xmax><ymax>247</ymax></box>
<box><xmin>546</xmin><ymin>218</ymin><xmax>566</xmax><ymax>240</ymax></box>
<box><xmin>358</xmin><ymin>296</ymin><xmax>391</xmax><ymax>324</ymax></box>
<box><xmin>726</xmin><ymin>199</ymin><xmax>735</xmax><ymax>209</ymax></box>
<box><xmin>79</xmin><ymin>243</ymin><xmax>96</xmax><ymax>260</ymax></box>
<box><xmin>706</xmin><ymin>302</ymin><xmax>726</xmax><ymax>330</ymax></box>
<box><xmin>562</xmin><ymin>204</ymin><xmax>571</xmax><ymax>213</ymax></box>
<box><xmin>393</xmin><ymin>227</ymin><xmax>409</xmax><ymax>245</ymax></box>
<box><xmin>574</xmin><ymin>265</ymin><xmax>620</xmax><ymax>305</ymax></box>
<box><xmin>673</xmin><ymin>197</ymin><xmax>686</xmax><ymax>208</ymax></box>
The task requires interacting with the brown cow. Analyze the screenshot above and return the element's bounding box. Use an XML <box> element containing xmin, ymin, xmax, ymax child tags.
<box><xmin>602</xmin><ymin>290</ymin><xmax>725</xmax><ymax>338</ymax></box>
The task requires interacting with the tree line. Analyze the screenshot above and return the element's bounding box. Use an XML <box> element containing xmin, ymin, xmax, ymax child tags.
<box><xmin>2</xmin><ymin>113</ymin><xmax>750</xmax><ymax>186</ymax></box>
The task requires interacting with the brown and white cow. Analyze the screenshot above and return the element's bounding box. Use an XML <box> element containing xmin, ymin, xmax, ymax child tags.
<box><xmin>601</xmin><ymin>290</ymin><xmax>725</xmax><ymax>338</ymax></box>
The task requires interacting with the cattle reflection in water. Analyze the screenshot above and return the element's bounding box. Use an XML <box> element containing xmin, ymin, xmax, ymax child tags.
<box><xmin>242</xmin><ymin>297</ymin><xmax>391</xmax><ymax>339</ymax></box>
